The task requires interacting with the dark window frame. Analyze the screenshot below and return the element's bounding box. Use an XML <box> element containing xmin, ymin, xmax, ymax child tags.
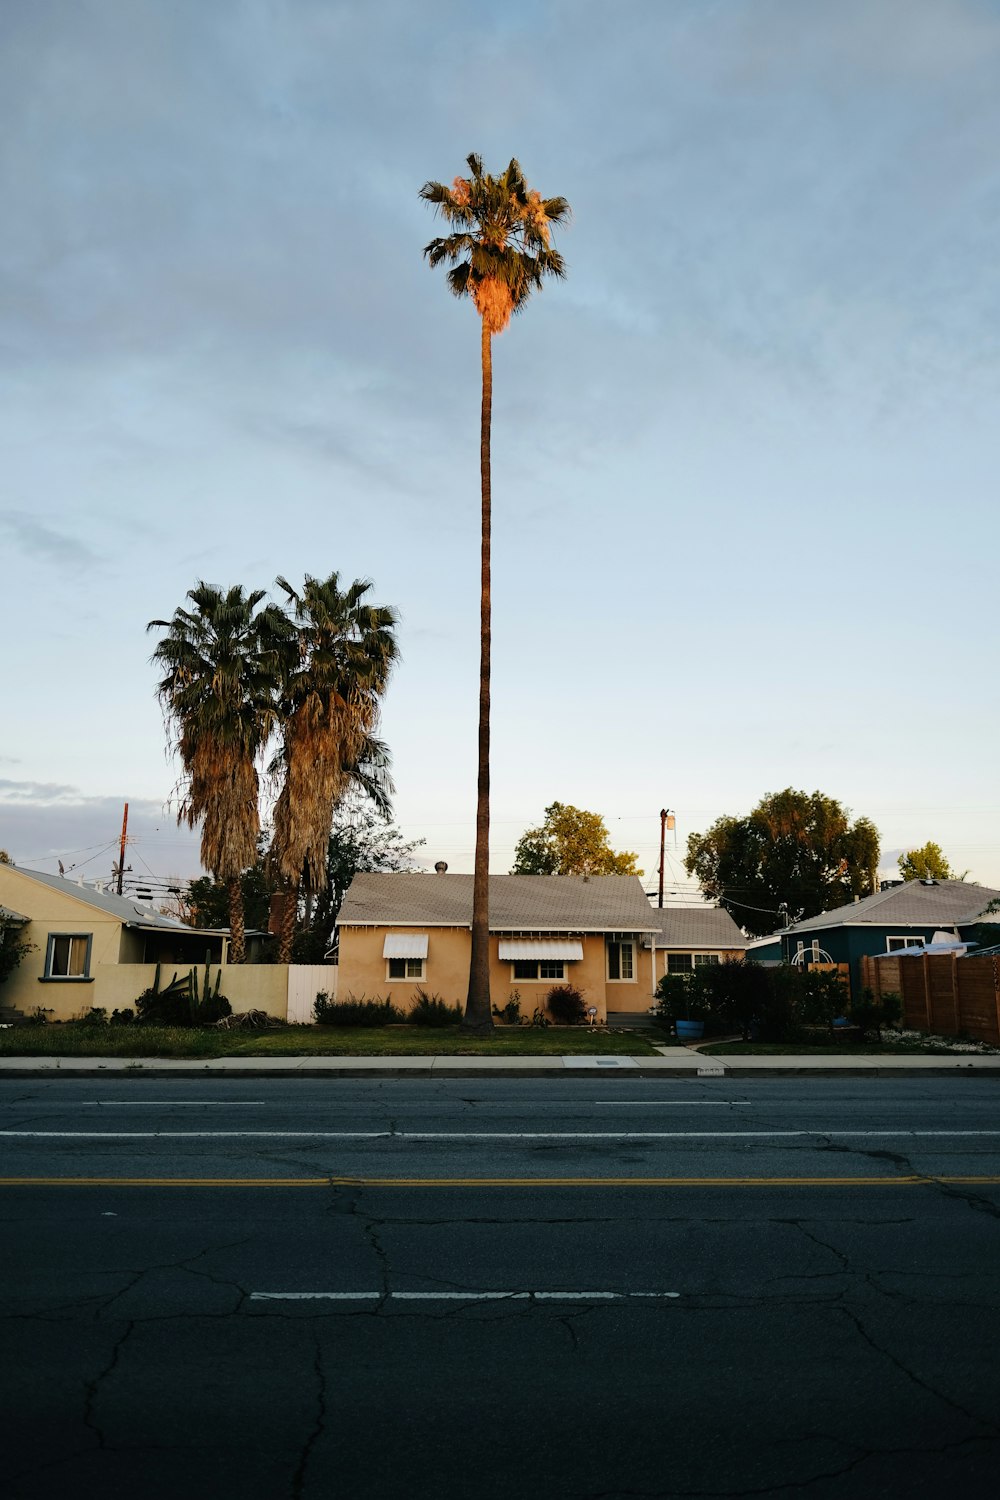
<box><xmin>40</xmin><ymin>932</ymin><xmax>94</xmax><ymax>983</ymax></box>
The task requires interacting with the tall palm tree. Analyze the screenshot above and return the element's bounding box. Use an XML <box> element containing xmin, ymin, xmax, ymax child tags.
<box><xmin>420</xmin><ymin>154</ymin><xmax>569</xmax><ymax>1028</ymax></box>
<box><xmin>147</xmin><ymin>584</ymin><xmax>279</xmax><ymax>963</ymax></box>
<box><xmin>268</xmin><ymin>573</ymin><xmax>399</xmax><ymax>963</ymax></box>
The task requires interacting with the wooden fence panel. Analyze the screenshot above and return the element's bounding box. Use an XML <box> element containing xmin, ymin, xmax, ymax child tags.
<box><xmin>926</xmin><ymin>956</ymin><xmax>957</xmax><ymax>1033</ymax></box>
<box><xmin>900</xmin><ymin>959</ymin><xmax>931</xmax><ymax>1030</ymax></box>
<box><xmin>956</xmin><ymin>960</ymin><xmax>1000</xmax><ymax>1045</ymax></box>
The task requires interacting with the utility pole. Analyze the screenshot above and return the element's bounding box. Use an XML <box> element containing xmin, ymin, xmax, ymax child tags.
<box><xmin>657</xmin><ymin>808</ymin><xmax>676</xmax><ymax>908</ymax></box>
<box><xmin>116</xmin><ymin>803</ymin><xmax>129</xmax><ymax>896</ymax></box>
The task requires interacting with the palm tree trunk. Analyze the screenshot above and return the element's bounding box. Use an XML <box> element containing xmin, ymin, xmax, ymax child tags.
<box><xmin>277</xmin><ymin>880</ymin><xmax>298</xmax><ymax>965</ymax></box>
<box><xmin>227</xmin><ymin>876</ymin><xmax>246</xmax><ymax>965</ymax></box>
<box><xmin>465</xmin><ymin>315</ymin><xmax>494</xmax><ymax>1029</ymax></box>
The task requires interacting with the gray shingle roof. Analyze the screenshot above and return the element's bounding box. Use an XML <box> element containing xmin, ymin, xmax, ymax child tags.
<box><xmin>338</xmin><ymin>873</ymin><xmax>660</xmax><ymax>932</ymax></box>
<box><xmin>784</xmin><ymin>879</ymin><xmax>1000</xmax><ymax>934</ymax></box>
<box><xmin>647</xmin><ymin>906</ymin><xmax>746</xmax><ymax>950</ymax></box>
<box><xmin>10</xmin><ymin>867</ymin><xmax>191</xmax><ymax>930</ymax></box>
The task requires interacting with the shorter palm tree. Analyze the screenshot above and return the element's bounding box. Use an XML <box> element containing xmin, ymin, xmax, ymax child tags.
<box><xmin>268</xmin><ymin>573</ymin><xmax>399</xmax><ymax>962</ymax></box>
<box><xmin>148</xmin><ymin>584</ymin><xmax>279</xmax><ymax>963</ymax></box>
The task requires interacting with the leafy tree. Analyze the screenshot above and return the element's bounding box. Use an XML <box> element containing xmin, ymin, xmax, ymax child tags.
<box><xmin>898</xmin><ymin>842</ymin><xmax>966</xmax><ymax>882</ymax></box>
<box><xmin>182</xmin><ymin>811</ymin><xmax>422</xmax><ymax>962</ymax></box>
<box><xmin>0</xmin><ymin>916</ymin><xmax>34</xmax><ymax>987</ymax></box>
<box><xmin>685</xmin><ymin>788</ymin><xmax>880</xmax><ymax>938</ymax></box>
<box><xmin>267</xmin><ymin>573</ymin><xmax>399</xmax><ymax>963</ymax></box>
<box><xmin>148</xmin><ymin>584</ymin><xmax>281</xmax><ymax>962</ymax></box>
<box><xmin>511</xmin><ymin>802</ymin><xmax>640</xmax><ymax>876</ymax></box>
<box><xmin>186</xmin><ymin>837</ymin><xmax>274</xmax><ymax>933</ymax></box>
<box><xmin>421</xmin><ymin>154</ymin><xmax>569</xmax><ymax>1029</ymax></box>
<box><xmin>293</xmin><ymin>809</ymin><xmax>424</xmax><ymax>962</ymax></box>
<box><xmin>0</xmin><ymin>850</ymin><xmax>13</xmax><ymax>864</ymax></box>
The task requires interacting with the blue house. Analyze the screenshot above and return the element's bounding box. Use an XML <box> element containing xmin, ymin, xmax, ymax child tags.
<box><xmin>756</xmin><ymin>879</ymin><xmax>1000</xmax><ymax>997</ymax></box>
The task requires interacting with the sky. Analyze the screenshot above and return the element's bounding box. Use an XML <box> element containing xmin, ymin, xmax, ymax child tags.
<box><xmin>2</xmin><ymin>0</ymin><xmax>999</xmax><ymax>902</ymax></box>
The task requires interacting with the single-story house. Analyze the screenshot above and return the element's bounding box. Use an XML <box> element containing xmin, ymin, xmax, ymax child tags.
<box><xmin>755</xmin><ymin>878</ymin><xmax>1000</xmax><ymax>998</ymax></box>
<box><xmin>336</xmin><ymin>871</ymin><xmax>661</xmax><ymax>1021</ymax></box>
<box><xmin>0</xmin><ymin>864</ymin><xmax>278</xmax><ymax>1021</ymax></box>
<box><xmin>648</xmin><ymin>905</ymin><xmax>746</xmax><ymax>985</ymax></box>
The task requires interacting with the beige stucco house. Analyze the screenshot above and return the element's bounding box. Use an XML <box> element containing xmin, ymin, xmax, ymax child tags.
<box><xmin>336</xmin><ymin>872</ymin><xmax>662</xmax><ymax>1021</ymax></box>
<box><xmin>648</xmin><ymin>905</ymin><xmax>746</xmax><ymax>986</ymax></box>
<box><xmin>0</xmin><ymin>864</ymin><xmax>284</xmax><ymax>1021</ymax></box>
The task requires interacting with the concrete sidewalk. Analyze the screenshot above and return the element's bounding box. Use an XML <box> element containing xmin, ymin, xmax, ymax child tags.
<box><xmin>1</xmin><ymin>1050</ymin><xmax>998</xmax><ymax>1077</ymax></box>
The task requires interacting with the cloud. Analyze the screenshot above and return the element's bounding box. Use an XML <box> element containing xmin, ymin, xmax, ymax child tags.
<box><xmin>0</xmin><ymin>512</ymin><xmax>98</xmax><ymax>568</ymax></box>
<box><xmin>0</xmin><ymin>782</ymin><xmax>202</xmax><ymax>879</ymax></box>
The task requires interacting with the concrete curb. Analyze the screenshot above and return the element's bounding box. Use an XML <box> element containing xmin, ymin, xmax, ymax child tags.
<box><xmin>1</xmin><ymin>1054</ymin><xmax>999</xmax><ymax>1079</ymax></box>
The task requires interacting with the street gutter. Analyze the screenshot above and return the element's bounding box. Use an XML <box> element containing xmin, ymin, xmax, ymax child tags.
<box><xmin>1</xmin><ymin>1054</ymin><xmax>1000</xmax><ymax>1079</ymax></box>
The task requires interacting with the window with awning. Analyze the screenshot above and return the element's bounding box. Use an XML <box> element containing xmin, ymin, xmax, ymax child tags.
<box><xmin>497</xmin><ymin>940</ymin><xmax>584</xmax><ymax>961</ymax></box>
<box><xmin>383</xmin><ymin>933</ymin><xmax>428</xmax><ymax>981</ymax></box>
<box><xmin>382</xmin><ymin>934</ymin><xmax>429</xmax><ymax>960</ymax></box>
<box><xmin>498</xmin><ymin>938</ymin><xmax>583</xmax><ymax>983</ymax></box>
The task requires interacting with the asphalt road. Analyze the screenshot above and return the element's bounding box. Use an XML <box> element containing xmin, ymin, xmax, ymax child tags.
<box><xmin>3</xmin><ymin>1076</ymin><xmax>1000</xmax><ymax>1499</ymax></box>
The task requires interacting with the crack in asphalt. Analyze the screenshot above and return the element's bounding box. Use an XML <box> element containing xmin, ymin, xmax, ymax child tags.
<box><xmin>81</xmin><ymin>1318</ymin><xmax>135</xmax><ymax>1450</ymax></box>
<box><xmin>290</xmin><ymin>1336</ymin><xmax>328</xmax><ymax>1499</ymax></box>
<box><xmin>836</xmin><ymin>1299</ymin><xmax>1000</xmax><ymax>1436</ymax></box>
<box><xmin>572</xmin><ymin>1429</ymin><xmax>1000</xmax><ymax>1497</ymax></box>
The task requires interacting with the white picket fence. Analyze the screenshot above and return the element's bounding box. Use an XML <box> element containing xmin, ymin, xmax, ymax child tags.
<box><xmin>286</xmin><ymin>964</ymin><xmax>338</xmax><ymax>1024</ymax></box>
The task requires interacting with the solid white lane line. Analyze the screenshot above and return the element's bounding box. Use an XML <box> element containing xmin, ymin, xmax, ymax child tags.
<box><xmin>253</xmin><ymin>1292</ymin><xmax>382</xmax><ymax>1300</ymax></box>
<box><xmin>4</xmin><ymin>1130</ymin><xmax>1000</xmax><ymax>1140</ymax></box>
<box><xmin>249</xmin><ymin>1290</ymin><xmax>681</xmax><ymax>1302</ymax></box>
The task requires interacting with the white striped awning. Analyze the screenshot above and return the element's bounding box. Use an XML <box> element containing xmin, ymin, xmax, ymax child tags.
<box><xmin>382</xmin><ymin>933</ymin><xmax>429</xmax><ymax>960</ymax></box>
<box><xmin>497</xmin><ymin>939</ymin><xmax>584</xmax><ymax>962</ymax></box>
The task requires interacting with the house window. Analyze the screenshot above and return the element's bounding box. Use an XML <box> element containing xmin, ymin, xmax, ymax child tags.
<box><xmin>667</xmin><ymin>953</ymin><xmax>693</xmax><ymax>974</ymax></box>
<box><xmin>387</xmin><ymin>957</ymin><xmax>425</xmax><ymax>980</ymax></box>
<box><xmin>512</xmin><ymin>959</ymin><xmax>565</xmax><ymax>982</ymax></box>
<box><xmin>886</xmin><ymin>937</ymin><xmax>923</xmax><ymax>953</ymax></box>
<box><xmin>694</xmin><ymin>953</ymin><xmax>720</xmax><ymax>968</ymax></box>
<box><xmin>44</xmin><ymin>934</ymin><xmax>92</xmax><ymax>980</ymax></box>
<box><xmin>607</xmin><ymin>940</ymin><xmax>634</xmax><ymax>981</ymax></box>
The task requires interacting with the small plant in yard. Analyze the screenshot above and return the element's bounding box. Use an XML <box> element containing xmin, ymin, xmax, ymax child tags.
<box><xmin>529</xmin><ymin>1007</ymin><xmax>550</xmax><ymax>1028</ymax></box>
<box><xmin>545</xmin><ymin>984</ymin><xmax>586</xmax><ymax>1025</ymax></box>
<box><xmin>80</xmin><ymin>1007</ymin><xmax>108</xmax><ymax>1026</ymax></box>
<box><xmin>655</xmin><ymin>972</ymin><xmax>711</xmax><ymax>1031</ymax></box>
<box><xmin>136</xmin><ymin>962</ymin><xmax>231</xmax><ymax>1027</ymax></box>
<box><xmin>850</xmin><ymin>988</ymin><xmax>903</xmax><ymax>1041</ymax></box>
<box><xmin>110</xmin><ymin>1009</ymin><xmax>135</xmax><ymax>1026</ymax></box>
<box><xmin>314</xmin><ymin>994</ymin><xmax>404</xmax><ymax>1027</ymax></box>
<box><xmin>408</xmin><ymin>990</ymin><xmax>463</xmax><ymax>1027</ymax></box>
<box><xmin>798</xmin><ymin>969</ymin><xmax>851</xmax><ymax>1036</ymax></box>
<box><xmin>492</xmin><ymin>991</ymin><xmax>523</xmax><ymax>1026</ymax></box>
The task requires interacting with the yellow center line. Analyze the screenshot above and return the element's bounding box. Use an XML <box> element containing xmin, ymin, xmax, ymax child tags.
<box><xmin>1</xmin><ymin>1175</ymin><xmax>1000</xmax><ymax>1188</ymax></box>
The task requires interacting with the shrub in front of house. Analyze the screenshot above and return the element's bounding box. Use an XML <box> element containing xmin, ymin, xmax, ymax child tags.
<box><xmin>314</xmin><ymin>994</ymin><xmax>404</xmax><ymax>1026</ymax></box>
<box><xmin>797</xmin><ymin>969</ymin><xmax>850</xmax><ymax>1035</ymax></box>
<box><xmin>545</xmin><ymin>984</ymin><xmax>586</xmax><ymax>1025</ymax></box>
<box><xmin>655</xmin><ymin>962</ymin><xmax>800</xmax><ymax>1042</ymax></box>
<box><xmin>408</xmin><ymin>990</ymin><xmax>463</xmax><ymax>1026</ymax></box>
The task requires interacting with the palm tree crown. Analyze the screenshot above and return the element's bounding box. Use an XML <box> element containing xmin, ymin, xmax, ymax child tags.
<box><xmin>420</xmin><ymin>154</ymin><xmax>569</xmax><ymax>332</ymax></box>
<box><xmin>147</xmin><ymin>583</ymin><xmax>280</xmax><ymax>962</ymax></box>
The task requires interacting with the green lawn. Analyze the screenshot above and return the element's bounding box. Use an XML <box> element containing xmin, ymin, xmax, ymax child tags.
<box><xmin>0</xmin><ymin>1024</ymin><xmax>659</xmax><ymax>1059</ymax></box>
